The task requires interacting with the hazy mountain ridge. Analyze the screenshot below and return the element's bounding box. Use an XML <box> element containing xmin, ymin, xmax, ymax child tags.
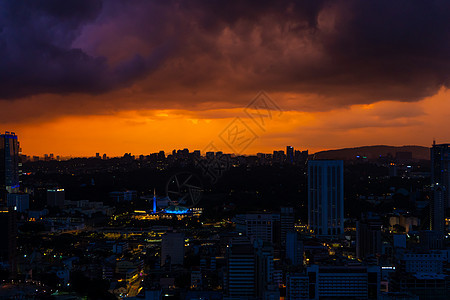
<box><xmin>313</xmin><ymin>145</ymin><xmax>430</xmax><ymax>160</ymax></box>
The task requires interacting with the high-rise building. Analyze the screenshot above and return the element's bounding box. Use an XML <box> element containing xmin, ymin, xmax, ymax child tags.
<box><xmin>286</xmin><ymin>231</ymin><xmax>303</xmax><ymax>266</ymax></box>
<box><xmin>226</xmin><ymin>241</ymin><xmax>256</xmax><ymax>298</ymax></box>
<box><xmin>255</xmin><ymin>240</ymin><xmax>277</xmax><ymax>299</ymax></box>
<box><xmin>307</xmin><ymin>265</ymin><xmax>380</xmax><ymax>300</ymax></box>
<box><xmin>430</xmin><ymin>143</ymin><xmax>450</xmax><ymax>233</ymax></box>
<box><xmin>0</xmin><ymin>207</ymin><xmax>17</xmax><ymax>275</ymax></box>
<box><xmin>356</xmin><ymin>214</ymin><xmax>382</xmax><ymax>259</ymax></box>
<box><xmin>0</xmin><ymin>132</ymin><xmax>20</xmax><ymax>201</ymax></box>
<box><xmin>235</xmin><ymin>213</ymin><xmax>275</xmax><ymax>243</ymax></box>
<box><xmin>308</xmin><ymin>160</ymin><xmax>344</xmax><ymax>236</ymax></box>
<box><xmin>286</xmin><ymin>274</ymin><xmax>309</xmax><ymax>300</ymax></box>
<box><xmin>47</xmin><ymin>188</ymin><xmax>65</xmax><ymax>208</ymax></box>
<box><xmin>6</xmin><ymin>193</ymin><xmax>29</xmax><ymax>213</ymax></box>
<box><xmin>160</xmin><ymin>232</ymin><xmax>185</xmax><ymax>266</ymax></box>
<box><xmin>286</xmin><ymin>146</ymin><xmax>294</xmax><ymax>164</ymax></box>
<box><xmin>280</xmin><ymin>207</ymin><xmax>295</xmax><ymax>244</ymax></box>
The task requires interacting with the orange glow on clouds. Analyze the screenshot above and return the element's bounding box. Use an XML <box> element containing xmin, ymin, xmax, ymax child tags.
<box><xmin>4</xmin><ymin>88</ymin><xmax>450</xmax><ymax>157</ymax></box>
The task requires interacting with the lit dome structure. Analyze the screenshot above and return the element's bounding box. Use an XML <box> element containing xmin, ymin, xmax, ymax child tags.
<box><xmin>163</xmin><ymin>205</ymin><xmax>190</xmax><ymax>215</ymax></box>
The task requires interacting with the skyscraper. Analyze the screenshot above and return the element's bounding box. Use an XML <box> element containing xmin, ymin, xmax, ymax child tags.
<box><xmin>0</xmin><ymin>207</ymin><xmax>17</xmax><ymax>275</ymax></box>
<box><xmin>226</xmin><ymin>240</ymin><xmax>256</xmax><ymax>298</ymax></box>
<box><xmin>286</xmin><ymin>146</ymin><xmax>294</xmax><ymax>164</ymax></box>
<box><xmin>356</xmin><ymin>215</ymin><xmax>382</xmax><ymax>259</ymax></box>
<box><xmin>47</xmin><ymin>188</ymin><xmax>65</xmax><ymax>208</ymax></box>
<box><xmin>160</xmin><ymin>232</ymin><xmax>185</xmax><ymax>266</ymax></box>
<box><xmin>0</xmin><ymin>132</ymin><xmax>20</xmax><ymax>201</ymax></box>
<box><xmin>308</xmin><ymin>160</ymin><xmax>344</xmax><ymax>236</ymax></box>
<box><xmin>280</xmin><ymin>207</ymin><xmax>295</xmax><ymax>245</ymax></box>
<box><xmin>235</xmin><ymin>213</ymin><xmax>278</xmax><ymax>243</ymax></box>
<box><xmin>430</xmin><ymin>143</ymin><xmax>450</xmax><ymax>233</ymax></box>
<box><xmin>286</xmin><ymin>231</ymin><xmax>303</xmax><ymax>266</ymax></box>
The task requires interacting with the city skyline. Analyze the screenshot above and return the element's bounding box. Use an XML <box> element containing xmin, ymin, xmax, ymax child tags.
<box><xmin>1</xmin><ymin>1</ymin><xmax>450</xmax><ymax>156</ymax></box>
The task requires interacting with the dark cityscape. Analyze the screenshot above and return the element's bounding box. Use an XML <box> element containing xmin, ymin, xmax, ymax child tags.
<box><xmin>1</xmin><ymin>1</ymin><xmax>450</xmax><ymax>299</ymax></box>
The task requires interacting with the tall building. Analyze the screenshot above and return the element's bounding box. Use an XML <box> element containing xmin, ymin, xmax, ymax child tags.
<box><xmin>235</xmin><ymin>213</ymin><xmax>276</xmax><ymax>243</ymax></box>
<box><xmin>47</xmin><ymin>188</ymin><xmax>65</xmax><ymax>208</ymax></box>
<box><xmin>286</xmin><ymin>274</ymin><xmax>309</xmax><ymax>300</ymax></box>
<box><xmin>0</xmin><ymin>207</ymin><xmax>17</xmax><ymax>275</ymax></box>
<box><xmin>226</xmin><ymin>241</ymin><xmax>256</xmax><ymax>298</ymax></box>
<box><xmin>307</xmin><ymin>265</ymin><xmax>380</xmax><ymax>300</ymax></box>
<box><xmin>280</xmin><ymin>207</ymin><xmax>295</xmax><ymax>244</ymax></box>
<box><xmin>308</xmin><ymin>160</ymin><xmax>344</xmax><ymax>236</ymax></box>
<box><xmin>356</xmin><ymin>214</ymin><xmax>382</xmax><ymax>259</ymax></box>
<box><xmin>286</xmin><ymin>231</ymin><xmax>303</xmax><ymax>266</ymax></box>
<box><xmin>430</xmin><ymin>143</ymin><xmax>450</xmax><ymax>233</ymax></box>
<box><xmin>160</xmin><ymin>232</ymin><xmax>185</xmax><ymax>266</ymax></box>
<box><xmin>0</xmin><ymin>132</ymin><xmax>20</xmax><ymax>202</ymax></box>
<box><xmin>254</xmin><ymin>240</ymin><xmax>279</xmax><ymax>299</ymax></box>
<box><xmin>6</xmin><ymin>193</ymin><xmax>29</xmax><ymax>213</ymax></box>
<box><xmin>286</xmin><ymin>146</ymin><xmax>294</xmax><ymax>164</ymax></box>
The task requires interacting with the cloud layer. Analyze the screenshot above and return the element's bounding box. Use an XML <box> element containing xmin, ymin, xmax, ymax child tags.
<box><xmin>1</xmin><ymin>0</ymin><xmax>449</xmax><ymax>109</ymax></box>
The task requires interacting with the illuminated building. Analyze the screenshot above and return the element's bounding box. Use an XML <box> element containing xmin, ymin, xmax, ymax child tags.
<box><xmin>0</xmin><ymin>132</ymin><xmax>20</xmax><ymax>201</ymax></box>
<box><xmin>153</xmin><ymin>189</ymin><xmax>157</xmax><ymax>213</ymax></box>
<box><xmin>308</xmin><ymin>160</ymin><xmax>344</xmax><ymax>236</ymax></box>
<box><xmin>164</xmin><ymin>205</ymin><xmax>190</xmax><ymax>215</ymax></box>
<box><xmin>430</xmin><ymin>143</ymin><xmax>450</xmax><ymax>233</ymax></box>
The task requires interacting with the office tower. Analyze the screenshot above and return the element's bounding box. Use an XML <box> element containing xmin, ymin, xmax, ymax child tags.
<box><xmin>308</xmin><ymin>160</ymin><xmax>344</xmax><ymax>236</ymax></box>
<box><xmin>280</xmin><ymin>207</ymin><xmax>295</xmax><ymax>244</ymax></box>
<box><xmin>255</xmin><ymin>241</ymin><xmax>277</xmax><ymax>299</ymax></box>
<box><xmin>47</xmin><ymin>188</ymin><xmax>65</xmax><ymax>208</ymax></box>
<box><xmin>6</xmin><ymin>193</ymin><xmax>29</xmax><ymax>213</ymax></box>
<box><xmin>286</xmin><ymin>146</ymin><xmax>294</xmax><ymax>164</ymax></box>
<box><xmin>430</xmin><ymin>143</ymin><xmax>450</xmax><ymax>232</ymax></box>
<box><xmin>0</xmin><ymin>132</ymin><xmax>20</xmax><ymax>201</ymax></box>
<box><xmin>235</xmin><ymin>213</ymin><xmax>275</xmax><ymax>243</ymax></box>
<box><xmin>419</xmin><ymin>230</ymin><xmax>443</xmax><ymax>251</ymax></box>
<box><xmin>356</xmin><ymin>213</ymin><xmax>382</xmax><ymax>259</ymax></box>
<box><xmin>307</xmin><ymin>265</ymin><xmax>380</xmax><ymax>300</ymax></box>
<box><xmin>0</xmin><ymin>207</ymin><xmax>17</xmax><ymax>275</ymax></box>
<box><xmin>286</xmin><ymin>231</ymin><xmax>303</xmax><ymax>266</ymax></box>
<box><xmin>226</xmin><ymin>241</ymin><xmax>256</xmax><ymax>298</ymax></box>
<box><xmin>286</xmin><ymin>274</ymin><xmax>309</xmax><ymax>300</ymax></box>
<box><xmin>160</xmin><ymin>232</ymin><xmax>185</xmax><ymax>266</ymax></box>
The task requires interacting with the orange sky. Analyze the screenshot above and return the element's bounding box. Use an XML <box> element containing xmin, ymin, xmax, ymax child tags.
<box><xmin>3</xmin><ymin>87</ymin><xmax>449</xmax><ymax>157</ymax></box>
<box><xmin>1</xmin><ymin>1</ymin><xmax>450</xmax><ymax>157</ymax></box>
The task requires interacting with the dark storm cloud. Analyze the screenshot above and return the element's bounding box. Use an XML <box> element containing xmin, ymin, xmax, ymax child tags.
<box><xmin>0</xmin><ymin>0</ymin><xmax>449</xmax><ymax>108</ymax></box>
<box><xmin>0</xmin><ymin>0</ymin><xmax>167</xmax><ymax>99</ymax></box>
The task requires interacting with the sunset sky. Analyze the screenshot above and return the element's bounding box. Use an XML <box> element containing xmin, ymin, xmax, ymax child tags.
<box><xmin>1</xmin><ymin>0</ymin><xmax>450</xmax><ymax>157</ymax></box>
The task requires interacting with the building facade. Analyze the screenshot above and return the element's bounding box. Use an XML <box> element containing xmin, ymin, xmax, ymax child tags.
<box><xmin>307</xmin><ymin>265</ymin><xmax>380</xmax><ymax>300</ymax></box>
<box><xmin>160</xmin><ymin>232</ymin><xmax>185</xmax><ymax>266</ymax></box>
<box><xmin>0</xmin><ymin>132</ymin><xmax>20</xmax><ymax>201</ymax></box>
<box><xmin>430</xmin><ymin>143</ymin><xmax>450</xmax><ymax>232</ymax></box>
<box><xmin>308</xmin><ymin>160</ymin><xmax>344</xmax><ymax>236</ymax></box>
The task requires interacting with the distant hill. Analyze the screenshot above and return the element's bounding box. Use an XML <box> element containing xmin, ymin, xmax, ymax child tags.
<box><xmin>313</xmin><ymin>145</ymin><xmax>430</xmax><ymax>161</ymax></box>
